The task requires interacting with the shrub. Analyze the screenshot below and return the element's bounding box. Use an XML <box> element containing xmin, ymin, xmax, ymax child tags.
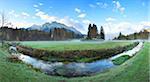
<box><xmin>112</xmin><ymin>55</ymin><xmax>131</xmax><ymax>65</ymax></box>
<box><xmin>7</xmin><ymin>55</ymin><xmax>20</xmax><ymax>62</ymax></box>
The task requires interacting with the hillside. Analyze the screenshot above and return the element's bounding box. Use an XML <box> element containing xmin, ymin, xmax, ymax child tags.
<box><xmin>114</xmin><ymin>29</ymin><xmax>149</xmax><ymax>40</ymax></box>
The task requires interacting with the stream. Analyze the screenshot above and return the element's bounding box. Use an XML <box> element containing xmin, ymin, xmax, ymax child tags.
<box><xmin>10</xmin><ymin>42</ymin><xmax>143</xmax><ymax>77</ymax></box>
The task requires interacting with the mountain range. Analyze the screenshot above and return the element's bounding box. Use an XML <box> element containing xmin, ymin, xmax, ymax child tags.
<box><xmin>28</xmin><ymin>21</ymin><xmax>82</xmax><ymax>35</ymax></box>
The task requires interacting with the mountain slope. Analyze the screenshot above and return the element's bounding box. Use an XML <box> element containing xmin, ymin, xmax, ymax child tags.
<box><xmin>28</xmin><ymin>21</ymin><xmax>82</xmax><ymax>35</ymax></box>
<box><xmin>27</xmin><ymin>24</ymin><xmax>42</xmax><ymax>30</ymax></box>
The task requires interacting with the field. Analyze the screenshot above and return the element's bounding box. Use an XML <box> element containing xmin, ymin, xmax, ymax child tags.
<box><xmin>0</xmin><ymin>41</ymin><xmax>149</xmax><ymax>82</ymax></box>
<box><xmin>20</xmin><ymin>41</ymin><xmax>133</xmax><ymax>51</ymax></box>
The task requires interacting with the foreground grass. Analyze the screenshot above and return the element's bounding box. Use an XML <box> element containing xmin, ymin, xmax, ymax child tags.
<box><xmin>0</xmin><ymin>42</ymin><xmax>149</xmax><ymax>82</ymax></box>
<box><xmin>20</xmin><ymin>41</ymin><xmax>132</xmax><ymax>51</ymax></box>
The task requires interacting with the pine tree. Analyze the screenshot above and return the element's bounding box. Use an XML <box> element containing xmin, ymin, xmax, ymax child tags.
<box><xmin>119</xmin><ymin>32</ymin><xmax>122</xmax><ymax>36</ymax></box>
<box><xmin>100</xmin><ymin>26</ymin><xmax>105</xmax><ymax>40</ymax></box>
<box><xmin>118</xmin><ymin>32</ymin><xmax>123</xmax><ymax>40</ymax></box>
<box><xmin>87</xmin><ymin>24</ymin><xmax>92</xmax><ymax>39</ymax></box>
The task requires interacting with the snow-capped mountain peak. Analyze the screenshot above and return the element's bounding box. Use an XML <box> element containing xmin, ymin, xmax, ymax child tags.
<box><xmin>28</xmin><ymin>21</ymin><xmax>82</xmax><ymax>35</ymax></box>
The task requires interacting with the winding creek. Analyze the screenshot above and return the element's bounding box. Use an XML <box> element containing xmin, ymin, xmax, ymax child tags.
<box><xmin>10</xmin><ymin>42</ymin><xmax>143</xmax><ymax>77</ymax></box>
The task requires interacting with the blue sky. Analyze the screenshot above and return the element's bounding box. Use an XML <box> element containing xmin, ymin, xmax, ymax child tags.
<box><xmin>0</xmin><ymin>0</ymin><xmax>149</xmax><ymax>39</ymax></box>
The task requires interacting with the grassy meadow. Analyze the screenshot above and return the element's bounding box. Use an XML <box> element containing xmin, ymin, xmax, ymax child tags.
<box><xmin>20</xmin><ymin>41</ymin><xmax>133</xmax><ymax>51</ymax></box>
<box><xmin>0</xmin><ymin>41</ymin><xmax>149</xmax><ymax>82</ymax></box>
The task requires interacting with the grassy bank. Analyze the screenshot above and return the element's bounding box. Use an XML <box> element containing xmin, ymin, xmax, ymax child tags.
<box><xmin>0</xmin><ymin>42</ymin><xmax>149</xmax><ymax>82</ymax></box>
<box><xmin>17</xmin><ymin>41</ymin><xmax>137</xmax><ymax>62</ymax></box>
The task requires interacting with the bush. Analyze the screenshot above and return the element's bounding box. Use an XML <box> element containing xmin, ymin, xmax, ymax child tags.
<box><xmin>7</xmin><ymin>55</ymin><xmax>20</xmax><ymax>62</ymax></box>
<box><xmin>112</xmin><ymin>55</ymin><xmax>131</xmax><ymax>65</ymax></box>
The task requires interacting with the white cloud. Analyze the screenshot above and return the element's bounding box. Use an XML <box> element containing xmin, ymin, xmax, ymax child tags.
<box><xmin>9</xmin><ymin>10</ymin><xmax>31</xmax><ymax>19</ymax></box>
<box><xmin>33</xmin><ymin>4</ymin><xmax>38</xmax><ymax>8</ymax></box>
<box><xmin>21</xmin><ymin>12</ymin><xmax>30</xmax><ymax>19</ymax></box>
<box><xmin>35</xmin><ymin>11</ymin><xmax>58</xmax><ymax>21</ymax></box>
<box><xmin>35</xmin><ymin>10</ymin><xmax>88</xmax><ymax>34</ymax></box>
<box><xmin>35</xmin><ymin>9</ymin><xmax>40</xmax><ymax>12</ymax></box>
<box><xmin>89</xmin><ymin>2</ymin><xmax>108</xmax><ymax>8</ymax></box>
<box><xmin>140</xmin><ymin>21</ymin><xmax>150</xmax><ymax>26</ymax></box>
<box><xmin>59</xmin><ymin>16</ymin><xmax>73</xmax><ymax>27</ymax></box>
<box><xmin>102</xmin><ymin>3</ymin><xmax>108</xmax><ymax>8</ymax></box>
<box><xmin>123</xmin><ymin>14</ymin><xmax>127</xmax><ymax>18</ymax></box>
<box><xmin>8</xmin><ymin>10</ymin><xmax>15</xmax><ymax>14</ymax></box>
<box><xmin>59</xmin><ymin>16</ymin><xmax>85</xmax><ymax>32</ymax></box>
<box><xmin>105</xmin><ymin>17</ymin><xmax>116</xmax><ymax>22</ymax></box>
<box><xmin>79</xmin><ymin>19</ymin><xmax>92</xmax><ymax>34</ymax></box>
<box><xmin>75</xmin><ymin>8</ymin><xmax>81</xmax><ymax>13</ymax></box>
<box><xmin>33</xmin><ymin>3</ymin><xmax>43</xmax><ymax>8</ymax></box>
<box><xmin>113</xmin><ymin>1</ymin><xmax>125</xmax><ymax>14</ymax></box>
<box><xmin>138</xmin><ymin>21</ymin><xmax>150</xmax><ymax>30</ymax></box>
<box><xmin>74</xmin><ymin>8</ymin><xmax>92</xmax><ymax>33</ymax></box>
<box><xmin>120</xmin><ymin>7</ymin><xmax>125</xmax><ymax>14</ymax></box>
<box><xmin>32</xmin><ymin>16</ymin><xmax>37</xmax><ymax>19</ymax></box>
<box><xmin>96</xmin><ymin>2</ymin><xmax>100</xmax><ymax>5</ymax></box>
<box><xmin>22</xmin><ymin>12</ymin><xmax>30</xmax><ymax>17</ymax></box>
<box><xmin>75</xmin><ymin>8</ymin><xmax>87</xmax><ymax>18</ymax></box>
<box><xmin>103</xmin><ymin>21</ymin><xmax>150</xmax><ymax>39</ymax></box>
<box><xmin>39</xmin><ymin>3</ymin><xmax>43</xmax><ymax>6</ymax></box>
<box><xmin>96</xmin><ymin>2</ymin><xmax>108</xmax><ymax>8</ymax></box>
<box><xmin>82</xmin><ymin>19</ymin><xmax>91</xmax><ymax>25</ymax></box>
<box><xmin>89</xmin><ymin>4</ymin><xmax>96</xmax><ymax>8</ymax></box>
<box><xmin>8</xmin><ymin>10</ymin><xmax>19</xmax><ymax>17</ymax></box>
<box><xmin>115</xmin><ymin>1</ymin><xmax>121</xmax><ymax>9</ymax></box>
<box><xmin>105</xmin><ymin>22</ymin><xmax>134</xmax><ymax>35</ymax></box>
<box><xmin>12</xmin><ymin>21</ymin><xmax>34</xmax><ymax>28</ymax></box>
<box><xmin>78</xmin><ymin>13</ymin><xmax>86</xmax><ymax>18</ymax></box>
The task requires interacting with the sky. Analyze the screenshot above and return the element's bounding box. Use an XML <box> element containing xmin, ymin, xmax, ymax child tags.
<box><xmin>0</xmin><ymin>0</ymin><xmax>149</xmax><ymax>39</ymax></box>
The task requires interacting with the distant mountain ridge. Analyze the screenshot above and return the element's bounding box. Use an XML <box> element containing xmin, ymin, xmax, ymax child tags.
<box><xmin>28</xmin><ymin>21</ymin><xmax>82</xmax><ymax>35</ymax></box>
<box><xmin>27</xmin><ymin>21</ymin><xmax>83</xmax><ymax>40</ymax></box>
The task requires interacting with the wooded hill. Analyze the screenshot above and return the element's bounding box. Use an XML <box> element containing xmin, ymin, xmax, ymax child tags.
<box><xmin>0</xmin><ymin>26</ymin><xmax>83</xmax><ymax>41</ymax></box>
<box><xmin>114</xmin><ymin>29</ymin><xmax>149</xmax><ymax>40</ymax></box>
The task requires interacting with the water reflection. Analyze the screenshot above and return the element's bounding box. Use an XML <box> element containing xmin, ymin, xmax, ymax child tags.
<box><xmin>18</xmin><ymin>54</ymin><xmax>114</xmax><ymax>77</ymax></box>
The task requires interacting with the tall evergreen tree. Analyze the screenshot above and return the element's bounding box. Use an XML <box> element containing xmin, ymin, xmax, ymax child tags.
<box><xmin>119</xmin><ymin>32</ymin><xmax>122</xmax><ymax>36</ymax></box>
<box><xmin>87</xmin><ymin>24</ymin><xmax>92</xmax><ymax>39</ymax></box>
<box><xmin>118</xmin><ymin>32</ymin><xmax>123</xmax><ymax>40</ymax></box>
<box><xmin>100</xmin><ymin>26</ymin><xmax>105</xmax><ymax>40</ymax></box>
<box><xmin>93</xmin><ymin>24</ymin><xmax>98</xmax><ymax>38</ymax></box>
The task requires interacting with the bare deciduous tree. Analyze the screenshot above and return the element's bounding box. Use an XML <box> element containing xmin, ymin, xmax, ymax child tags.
<box><xmin>0</xmin><ymin>11</ymin><xmax>9</xmax><ymax>48</ymax></box>
<box><xmin>0</xmin><ymin>11</ymin><xmax>8</xmax><ymax>27</ymax></box>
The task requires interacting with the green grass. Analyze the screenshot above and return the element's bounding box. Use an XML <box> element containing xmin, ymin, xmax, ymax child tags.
<box><xmin>0</xmin><ymin>42</ymin><xmax>149</xmax><ymax>82</ymax></box>
<box><xmin>20</xmin><ymin>41</ymin><xmax>132</xmax><ymax>51</ymax></box>
<box><xmin>112</xmin><ymin>55</ymin><xmax>131</xmax><ymax>65</ymax></box>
